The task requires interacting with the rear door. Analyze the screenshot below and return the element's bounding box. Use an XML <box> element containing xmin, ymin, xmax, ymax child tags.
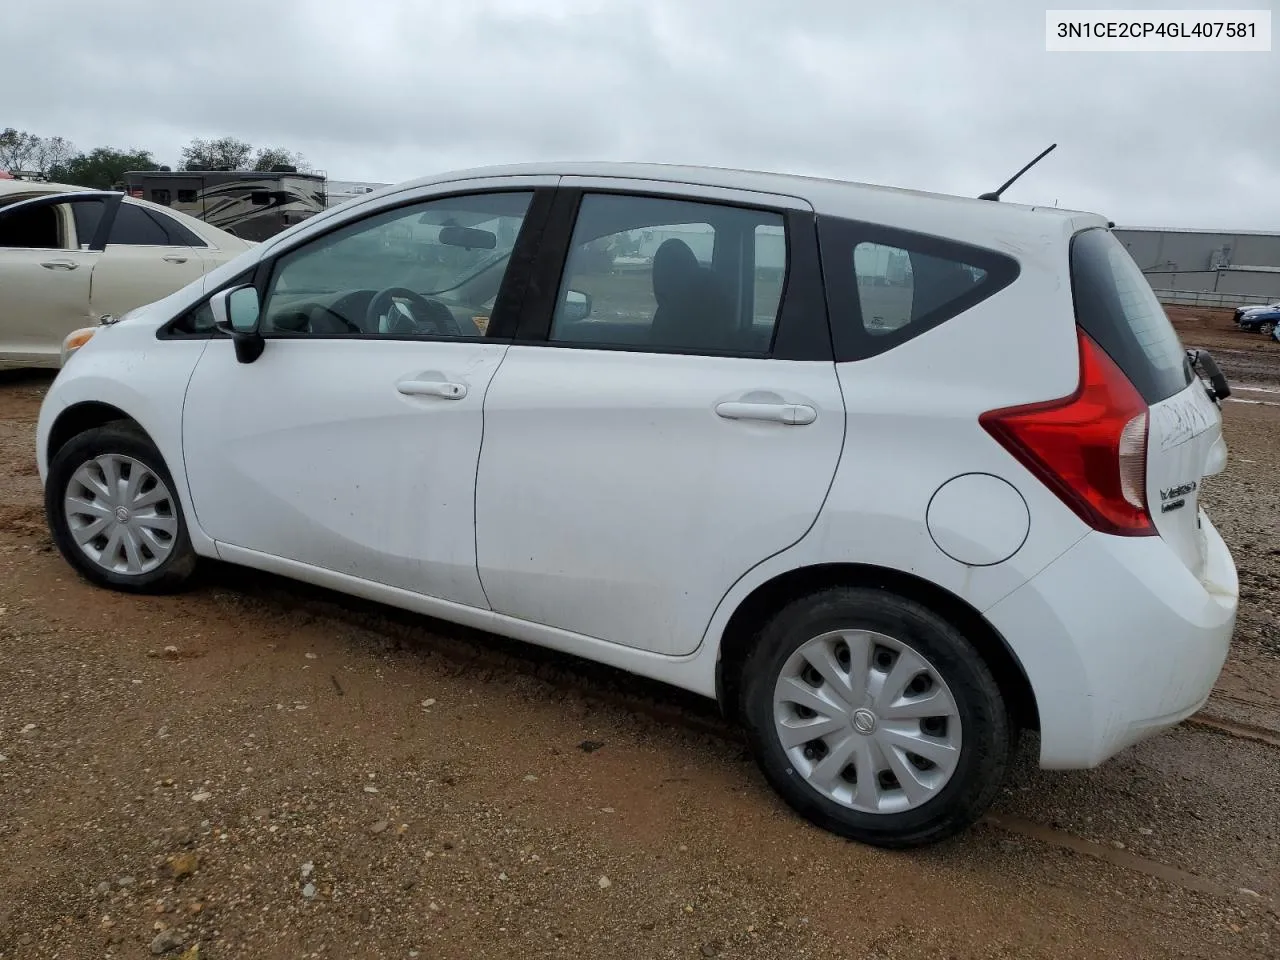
<box><xmin>89</xmin><ymin>200</ymin><xmax>209</xmax><ymax>316</ymax></box>
<box><xmin>474</xmin><ymin>181</ymin><xmax>844</xmax><ymax>656</ymax></box>
<box><xmin>1070</xmin><ymin>227</ymin><xmax>1223</xmax><ymax>576</ymax></box>
<box><xmin>0</xmin><ymin>191</ymin><xmax>119</xmax><ymax>362</ymax></box>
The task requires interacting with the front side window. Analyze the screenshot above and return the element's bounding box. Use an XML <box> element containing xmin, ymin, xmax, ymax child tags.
<box><xmin>0</xmin><ymin>200</ymin><xmax>72</xmax><ymax>250</ymax></box>
<box><xmin>71</xmin><ymin>199</ymin><xmax>107</xmax><ymax>248</ymax></box>
<box><xmin>549</xmin><ymin>193</ymin><xmax>788</xmax><ymax>354</ymax></box>
<box><xmin>260</xmin><ymin>191</ymin><xmax>532</xmax><ymax>338</ymax></box>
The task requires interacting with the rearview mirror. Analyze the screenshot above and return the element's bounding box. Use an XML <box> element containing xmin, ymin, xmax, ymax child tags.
<box><xmin>438</xmin><ymin>225</ymin><xmax>496</xmax><ymax>250</ymax></box>
<box><xmin>210</xmin><ymin>284</ymin><xmax>265</xmax><ymax>364</ymax></box>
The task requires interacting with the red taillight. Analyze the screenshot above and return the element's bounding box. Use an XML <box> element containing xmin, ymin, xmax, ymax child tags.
<box><xmin>979</xmin><ymin>328</ymin><xmax>1154</xmax><ymax>536</ymax></box>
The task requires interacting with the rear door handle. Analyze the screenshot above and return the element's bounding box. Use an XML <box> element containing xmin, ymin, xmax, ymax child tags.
<box><xmin>396</xmin><ymin>379</ymin><xmax>467</xmax><ymax>400</ymax></box>
<box><xmin>162</xmin><ymin>254</ymin><xmax>188</xmax><ymax>264</ymax></box>
<box><xmin>715</xmin><ymin>401</ymin><xmax>817</xmax><ymax>425</ymax></box>
<box><xmin>40</xmin><ymin>259</ymin><xmax>79</xmax><ymax>270</ymax></box>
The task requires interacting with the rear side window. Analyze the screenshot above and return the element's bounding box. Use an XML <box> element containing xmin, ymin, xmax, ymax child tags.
<box><xmin>108</xmin><ymin>203</ymin><xmax>171</xmax><ymax>245</ymax></box>
<box><xmin>819</xmin><ymin>216</ymin><xmax>1019</xmax><ymax>361</ymax></box>
<box><xmin>1070</xmin><ymin>228</ymin><xmax>1192</xmax><ymax>404</ymax></box>
<box><xmin>148</xmin><ymin>208</ymin><xmax>207</xmax><ymax>247</ymax></box>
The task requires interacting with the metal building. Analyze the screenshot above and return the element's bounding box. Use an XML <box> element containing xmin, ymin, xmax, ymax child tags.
<box><xmin>1114</xmin><ymin>226</ymin><xmax>1280</xmax><ymax>308</ymax></box>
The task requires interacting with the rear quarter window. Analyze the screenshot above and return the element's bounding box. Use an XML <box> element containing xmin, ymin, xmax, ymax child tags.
<box><xmin>1070</xmin><ymin>228</ymin><xmax>1192</xmax><ymax>404</ymax></box>
<box><xmin>818</xmin><ymin>216</ymin><xmax>1020</xmax><ymax>361</ymax></box>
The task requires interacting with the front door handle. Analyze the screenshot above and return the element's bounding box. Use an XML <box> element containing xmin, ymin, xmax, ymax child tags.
<box><xmin>715</xmin><ymin>401</ymin><xmax>817</xmax><ymax>425</ymax></box>
<box><xmin>396</xmin><ymin>379</ymin><xmax>467</xmax><ymax>400</ymax></box>
<box><xmin>162</xmin><ymin>254</ymin><xmax>188</xmax><ymax>264</ymax></box>
<box><xmin>40</xmin><ymin>259</ymin><xmax>79</xmax><ymax>270</ymax></box>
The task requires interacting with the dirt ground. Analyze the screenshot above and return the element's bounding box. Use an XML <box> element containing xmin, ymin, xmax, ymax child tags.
<box><xmin>1167</xmin><ymin>305</ymin><xmax>1280</xmax><ymax>389</ymax></box>
<box><xmin>1</xmin><ymin>306</ymin><xmax>1279</xmax><ymax>959</ymax></box>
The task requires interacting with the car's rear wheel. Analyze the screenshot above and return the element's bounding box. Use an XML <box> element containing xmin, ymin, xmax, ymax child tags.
<box><xmin>45</xmin><ymin>423</ymin><xmax>197</xmax><ymax>592</ymax></box>
<box><xmin>739</xmin><ymin>586</ymin><xmax>1012</xmax><ymax>848</ymax></box>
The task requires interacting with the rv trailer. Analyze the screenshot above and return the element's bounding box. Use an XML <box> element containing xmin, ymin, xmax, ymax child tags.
<box><xmin>121</xmin><ymin>167</ymin><xmax>327</xmax><ymax>240</ymax></box>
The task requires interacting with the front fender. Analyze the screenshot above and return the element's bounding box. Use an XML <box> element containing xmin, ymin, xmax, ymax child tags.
<box><xmin>38</xmin><ymin>323</ymin><xmax>216</xmax><ymax>556</ymax></box>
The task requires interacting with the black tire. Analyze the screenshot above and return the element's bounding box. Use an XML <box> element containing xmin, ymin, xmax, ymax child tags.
<box><xmin>1260</xmin><ymin>321</ymin><xmax>1275</xmax><ymax>337</ymax></box>
<box><xmin>738</xmin><ymin>586</ymin><xmax>1011</xmax><ymax>849</ymax></box>
<box><xmin>45</xmin><ymin>422</ymin><xmax>197</xmax><ymax>593</ymax></box>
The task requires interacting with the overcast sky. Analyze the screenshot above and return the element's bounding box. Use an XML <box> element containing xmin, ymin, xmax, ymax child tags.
<box><xmin>4</xmin><ymin>0</ymin><xmax>1277</xmax><ymax>228</ymax></box>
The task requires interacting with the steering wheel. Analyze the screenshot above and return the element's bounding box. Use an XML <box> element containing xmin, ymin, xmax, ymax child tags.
<box><xmin>365</xmin><ymin>287</ymin><xmax>462</xmax><ymax>337</ymax></box>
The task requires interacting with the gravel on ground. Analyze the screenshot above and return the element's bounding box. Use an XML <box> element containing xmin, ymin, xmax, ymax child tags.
<box><xmin>1</xmin><ymin>306</ymin><xmax>1277</xmax><ymax>959</ymax></box>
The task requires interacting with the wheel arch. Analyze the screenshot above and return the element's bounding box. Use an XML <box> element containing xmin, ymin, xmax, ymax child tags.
<box><xmin>46</xmin><ymin>401</ymin><xmax>149</xmax><ymax>468</ymax></box>
<box><xmin>714</xmin><ymin>562</ymin><xmax>1039</xmax><ymax>732</ymax></box>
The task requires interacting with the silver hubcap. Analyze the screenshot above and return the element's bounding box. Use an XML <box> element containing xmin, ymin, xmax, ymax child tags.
<box><xmin>772</xmin><ymin>630</ymin><xmax>962</xmax><ymax>815</ymax></box>
<box><xmin>63</xmin><ymin>454</ymin><xmax>178</xmax><ymax>576</ymax></box>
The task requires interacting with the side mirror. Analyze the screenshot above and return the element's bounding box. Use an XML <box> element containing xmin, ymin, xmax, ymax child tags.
<box><xmin>211</xmin><ymin>284</ymin><xmax>265</xmax><ymax>364</ymax></box>
<box><xmin>562</xmin><ymin>289</ymin><xmax>591</xmax><ymax>323</ymax></box>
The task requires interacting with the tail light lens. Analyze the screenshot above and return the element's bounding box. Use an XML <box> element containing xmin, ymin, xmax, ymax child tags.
<box><xmin>979</xmin><ymin>328</ymin><xmax>1154</xmax><ymax>536</ymax></box>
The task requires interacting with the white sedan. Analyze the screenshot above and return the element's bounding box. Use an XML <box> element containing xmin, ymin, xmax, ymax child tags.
<box><xmin>0</xmin><ymin>180</ymin><xmax>253</xmax><ymax>369</ymax></box>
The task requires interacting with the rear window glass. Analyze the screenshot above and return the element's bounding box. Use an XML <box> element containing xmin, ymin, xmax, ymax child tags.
<box><xmin>1070</xmin><ymin>228</ymin><xmax>1192</xmax><ymax>404</ymax></box>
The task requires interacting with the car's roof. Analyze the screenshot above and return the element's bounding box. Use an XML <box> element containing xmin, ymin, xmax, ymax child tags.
<box><xmin>361</xmin><ymin>160</ymin><xmax>1109</xmax><ymax>247</ymax></box>
<box><xmin>0</xmin><ymin>178</ymin><xmax>83</xmax><ymax>197</ymax></box>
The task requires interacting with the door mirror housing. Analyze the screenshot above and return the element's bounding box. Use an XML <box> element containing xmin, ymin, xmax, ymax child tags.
<box><xmin>563</xmin><ymin>289</ymin><xmax>592</xmax><ymax>322</ymax></box>
<box><xmin>210</xmin><ymin>284</ymin><xmax>265</xmax><ymax>364</ymax></box>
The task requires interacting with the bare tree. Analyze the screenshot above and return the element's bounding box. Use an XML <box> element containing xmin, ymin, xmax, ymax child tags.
<box><xmin>0</xmin><ymin>127</ymin><xmax>39</xmax><ymax>173</ymax></box>
<box><xmin>29</xmin><ymin>135</ymin><xmax>76</xmax><ymax>176</ymax></box>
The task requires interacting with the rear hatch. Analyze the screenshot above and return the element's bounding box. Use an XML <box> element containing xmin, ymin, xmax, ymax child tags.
<box><xmin>1070</xmin><ymin>227</ymin><xmax>1222</xmax><ymax>578</ymax></box>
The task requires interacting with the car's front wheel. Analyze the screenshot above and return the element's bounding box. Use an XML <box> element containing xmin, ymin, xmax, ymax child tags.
<box><xmin>45</xmin><ymin>422</ymin><xmax>197</xmax><ymax>592</ymax></box>
<box><xmin>1260</xmin><ymin>321</ymin><xmax>1276</xmax><ymax>337</ymax></box>
<box><xmin>739</xmin><ymin>586</ymin><xmax>1012</xmax><ymax>848</ymax></box>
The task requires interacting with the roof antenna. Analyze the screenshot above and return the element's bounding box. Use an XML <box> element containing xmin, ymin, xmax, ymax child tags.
<box><xmin>979</xmin><ymin>143</ymin><xmax>1057</xmax><ymax>201</ymax></box>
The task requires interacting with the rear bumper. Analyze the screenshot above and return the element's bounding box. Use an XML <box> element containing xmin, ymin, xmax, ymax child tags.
<box><xmin>985</xmin><ymin>511</ymin><xmax>1236</xmax><ymax>769</ymax></box>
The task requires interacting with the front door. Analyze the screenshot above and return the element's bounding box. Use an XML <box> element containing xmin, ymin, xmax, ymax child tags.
<box><xmin>0</xmin><ymin>192</ymin><xmax>119</xmax><ymax>362</ymax></box>
<box><xmin>475</xmin><ymin>183</ymin><xmax>845</xmax><ymax>655</ymax></box>
<box><xmin>181</xmin><ymin>183</ymin><xmax>551</xmax><ymax>608</ymax></box>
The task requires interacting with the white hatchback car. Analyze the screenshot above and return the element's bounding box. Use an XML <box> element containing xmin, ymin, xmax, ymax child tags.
<box><xmin>0</xmin><ymin>180</ymin><xmax>253</xmax><ymax>369</ymax></box>
<box><xmin>35</xmin><ymin>163</ymin><xmax>1238</xmax><ymax>847</ymax></box>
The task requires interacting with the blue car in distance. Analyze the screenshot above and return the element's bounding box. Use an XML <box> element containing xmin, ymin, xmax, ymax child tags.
<box><xmin>1237</xmin><ymin>302</ymin><xmax>1280</xmax><ymax>335</ymax></box>
<box><xmin>1246</xmin><ymin>307</ymin><xmax>1280</xmax><ymax>340</ymax></box>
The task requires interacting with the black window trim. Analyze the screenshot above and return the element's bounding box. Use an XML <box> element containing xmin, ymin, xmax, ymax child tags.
<box><xmin>157</xmin><ymin>185</ymin><xmax>556</xmax><ymax>343</ymax></box>
<box><xmin>818</xmin><ymin>214</ymin><xmax>1021</xmax><ymax>363</ymax></box>
<box><xmin>511</xmin><ymin>186</ymin><xmax>833</xmax><ymax>363</ymax></box>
